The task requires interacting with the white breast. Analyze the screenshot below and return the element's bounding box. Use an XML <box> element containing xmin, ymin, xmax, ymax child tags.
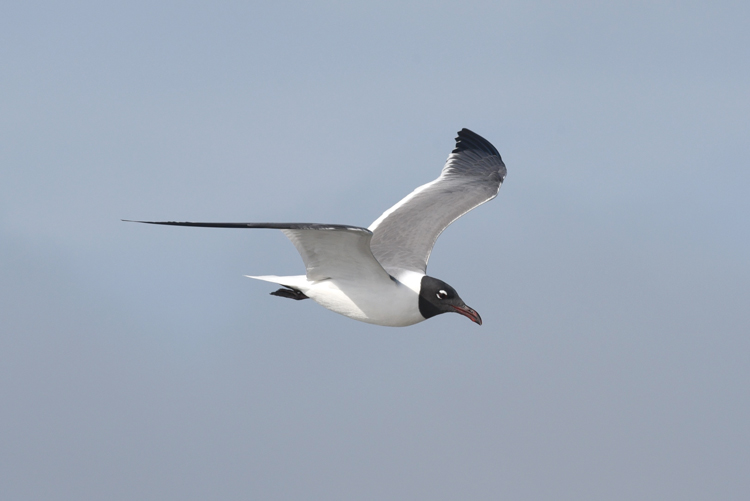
<box><xmin>303</xmin><ymin>272</ymin><xmax>425</xmax><ymax>327</ymax></box>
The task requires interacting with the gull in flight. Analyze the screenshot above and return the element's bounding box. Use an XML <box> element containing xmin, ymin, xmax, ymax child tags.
<box><xmin>126</xmin><ymin>128</ymin><xmax>506</xmax><ymax>327</ymax></box>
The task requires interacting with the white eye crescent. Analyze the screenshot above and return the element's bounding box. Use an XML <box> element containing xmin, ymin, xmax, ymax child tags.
<box><xmin>437</xmin><ymin>290</ymin><xmax>448</xmax><ymax>299</ymax></box>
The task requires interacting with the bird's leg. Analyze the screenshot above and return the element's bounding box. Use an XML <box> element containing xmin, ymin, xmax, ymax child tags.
<box><xmin>270</xmin><ymin>286</ymin><xmax>309</xmax><ymax>300</ymax></box>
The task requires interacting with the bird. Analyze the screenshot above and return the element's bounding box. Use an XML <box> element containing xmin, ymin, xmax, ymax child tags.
<box><xmin>125</xmin><ymin>128</ymin><xmax>507</xmax><ymax>327</ymax></box>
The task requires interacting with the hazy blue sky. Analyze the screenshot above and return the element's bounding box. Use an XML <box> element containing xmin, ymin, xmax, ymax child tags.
<box><xmin>2</xmin><ymin>1</ymin><xmax>749</xmax><ymax>499</ymax></box>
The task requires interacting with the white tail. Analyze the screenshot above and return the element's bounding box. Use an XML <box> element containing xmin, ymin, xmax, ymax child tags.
<box><xmin>244</xmin><ymin>275</ymin><xmax>309</xmax><ymax>289</ymax></box>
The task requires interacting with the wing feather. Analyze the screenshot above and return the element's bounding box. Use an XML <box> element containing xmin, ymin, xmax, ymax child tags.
<box><xmin>123</xmin><ymin>220</ymin><xmax>390</xmax><ymax>283</ymax></box>
<box><xmin>368</xmin><ymin>129</ymin><xmax>506</xmax><ymax>274</ymax></box>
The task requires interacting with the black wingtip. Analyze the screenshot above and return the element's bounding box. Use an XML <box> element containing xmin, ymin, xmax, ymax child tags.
<box><xmin>452</xmin><ymin>128</ymin><xmax>500</xmax><ymax>157</ymax></box>
<box><xmin>122</xmin><ymin>219</ymin><xmax>181</xmax><ymax>226</ymax></box>
<box><xmin>121</xmin><ymin>220</ymin><xmax>372</xmax><ymax>232</ymax></box>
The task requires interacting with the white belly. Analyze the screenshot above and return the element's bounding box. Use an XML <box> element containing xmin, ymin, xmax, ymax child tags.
<box><xmin>304</xmin><ymin>275</ymin><xmax>424</xmax><ymax>327</ymax></box>
<box><xmin>247</xmin><ymin>271</ymin><xmax>425</xmax><ymax>327</ymax></box>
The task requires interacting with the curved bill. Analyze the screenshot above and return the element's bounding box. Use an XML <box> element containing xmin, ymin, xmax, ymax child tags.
<box><xmin>451</xmin><ymin>304</ymin><xmax>482</xmax><ymax>325</ymax></box>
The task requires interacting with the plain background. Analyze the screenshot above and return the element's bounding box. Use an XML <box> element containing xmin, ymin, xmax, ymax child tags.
<box><xmin>2</xmin><ymin>1</ymin><xmax>749</xmax><ymax>499</ymax></box>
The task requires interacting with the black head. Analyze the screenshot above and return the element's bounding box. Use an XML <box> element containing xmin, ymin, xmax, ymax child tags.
<box><xmin>418</xmin><ymin>276</ymin><xmax>482</xmax><ymax>325</ymax></box>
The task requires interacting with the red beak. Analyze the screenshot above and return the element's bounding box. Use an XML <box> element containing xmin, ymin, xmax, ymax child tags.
<box><xmin>451</xmin><ymin>304</ymin><xmax>482</xmax><ymax>325</ymax></box>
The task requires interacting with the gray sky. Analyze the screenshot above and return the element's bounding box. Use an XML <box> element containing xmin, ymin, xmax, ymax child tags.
<box><xmin>2</xmin><ymin>1</ymin><xmax>749</xmax><ymax>499</ymax></box>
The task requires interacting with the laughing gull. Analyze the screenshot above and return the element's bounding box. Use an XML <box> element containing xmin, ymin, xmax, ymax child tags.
<box><xmin>126</xmin><ymin>128</ymin><xmax>506</xmax><ymax>326</ymax></box>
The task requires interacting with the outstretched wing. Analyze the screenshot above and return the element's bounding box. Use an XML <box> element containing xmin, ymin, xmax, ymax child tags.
<box><xmin>368</xmin><ymin>128</ymin><xmax>507</xmax><ymax>274</ymax></box>
<box><xmin>123</xmin><ymin>220</ymin><xmax>392</xmax><ymax>283</ymax></box>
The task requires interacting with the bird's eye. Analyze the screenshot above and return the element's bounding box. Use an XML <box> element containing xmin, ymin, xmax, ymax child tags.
<box><xmin>437</xmin><ymin>290</ymin><xmax>448</xmax><ymax>299</ymax></box>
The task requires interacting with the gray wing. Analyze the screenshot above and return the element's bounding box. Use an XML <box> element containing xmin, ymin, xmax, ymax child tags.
<box><xmin>368</xmin><ymin>129</ymin><xmax>506</xmax><ymax>274</ymax></box>
<box><xmin>124</xmin><ymin>220</ymin><xmax>392</xmax><ymax>283</ymax></box>
<box><xmin>279</xmin><ymin>227</ymin><xmax>392</xmax><ymax>282</ymax></box>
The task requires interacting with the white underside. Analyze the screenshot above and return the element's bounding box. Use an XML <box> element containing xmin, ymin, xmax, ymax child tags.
<box><xmin>246</xmin><ymin>270</ymin><xmax>425</xmax><ymax>327</ymax></box>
